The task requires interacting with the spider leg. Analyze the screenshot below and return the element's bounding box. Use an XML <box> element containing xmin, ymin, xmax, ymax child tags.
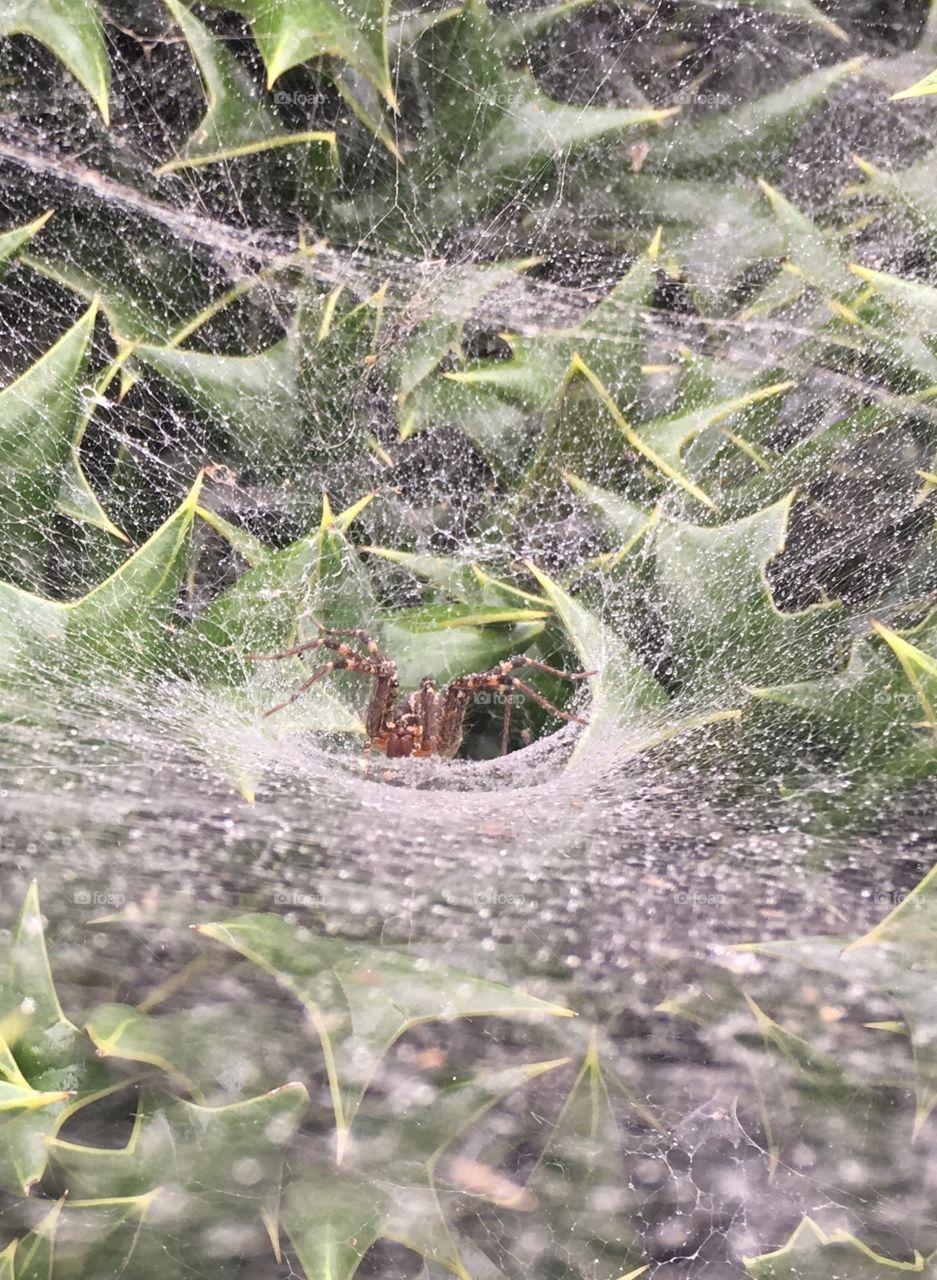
<box><xmin>309</xmin><ymin>618</ymin><xmax>390</xmax><ymax>663</ymax></box>
<box><xmin>414</xmin><ymin>676</ymin><xmax>443</xmax><ymax>755</ymax></box>
<box><xmin>246</xmin><ymin>637</ymin><xmax>333</xmax><ymax>661</ymax></box>
<box><xmin>508</xmin><ymin>677</ymin><xmax>589</xmax><ymax>726</ymax></box>
<box><xmin>261</xmin><ymin>660</ymin><xmax>340</xmax><ymax>717</ymax></box>
<box><xmin>500</xmin><ymin>691</ymin><xmax>513</xmax><ymax>755</ymax></box>
<box><xmin>437</xmin><ymin>685</ymin><xmax>473</xmax><ymax>759</ymax></box>
<box><xmin>496</xmin><ymin>655</ymin><xmax>597</xmax><ymax>681</ymax></box>
<box><xmin>248</xmin><ymin>634</ymin><xmax>385</xmax><ymax>664</ymax></box>
<box><xmin>446</xmin><ymin>663</ymin><xmax>592</xmax><ymax>738</ymax></box>
<box><xmin>261</xmin><ymin>654</ymin><xmax>389</xmax><ymax>718</ymax></box>
<box><xmin>366</xmin><ymin>668</ymin><xmax>399</xmax><ymax>744</ymax></box>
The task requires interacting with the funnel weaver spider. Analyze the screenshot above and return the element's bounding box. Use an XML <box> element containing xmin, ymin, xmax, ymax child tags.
<box><xmin>248</xmin><ymin>619</ymin><xmax>595</xmax><ymax>758</ymax></box>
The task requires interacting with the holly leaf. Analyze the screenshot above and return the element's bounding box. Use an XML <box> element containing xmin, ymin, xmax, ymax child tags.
<box><xmin>285</xmin><ymin>1058</ymin><xmax>569</xmax><ymax>1280</ymax></box>
<box><xmin>469</xmin><ymin>1036</ymin><xmax>649</xmax><ymax>1280</ymax></box>
<box><xmin>526</xmin><ymin>561</ymin><xmax>666</xmax><ymax>753</ymax></box>
<box><xmin>0</xmin><ymin>477</ymin><xmax>201</xmax><ymax>684</ymax></box>
<box><xmin>756</xmin><ymin>180</ymin><xmax>854</xmax><ymax>298</ymax></box>
<box><xmin>743</xmin><ymin>1216</ymin><xmax>924</xmax><ymax>1277</ymax></box>
<box><xmin>393</xmin><ymin>259</ymin><xmax>536</xmax><ymax>439</ymax></box>
<box><xmin>218</xmin><ymin>0</ymin><xmax>396</xmax><ymax>107</ymax></box>
<box><xmin>170</xmin><ymin>492</ymin><xmax>375</xmax><ymax>798</ymax></box>
<box><xmin>0</xmin><ymin>0</ymin><xmax>110</xmax><ymax>121</ymax></box>
<box><xmin>0</xmin><ymin>886</ymin><xmax>120</xmax><ymax>1194</ymax></box>
<box><xmin>0</xmin><ymin>303</ymin><xmax>98</xmax><ymax>588</ymax></box>
<box><xmin>83</xmin><ymin>1001</ymin><xmax>291</xmax><ymax>1104</ymax></box>
<box><xmin>374</xmin><ymin>602</ymin><xmax>549</xmax><ymax>689</ymax></box>
<box><xmin>751</xmin><ymin>608</ymin><xmax>937</xmax><ymax>790</ymax></box>
<box><xmin>516</xmin><ymin>357</ymin><xmax>717</xmax><ymax>517</ymax></box>
<box><xmin>0</xmin><ymin>1197</ymin><xmax>61</xmax><ymax>1280</ymax></box>
<box><xmin>647</xmin><ymin>59</ymin><xmax>861</xmax><ymax>180</ymax></box>
<box><xmin>850</xmin><ymin>262</ymin><xmax>937</xmax><ymax>336</ymax></box>
<box><xmin>335</xmin><ymin>0</ymin><xmax>673</xmax><ymax>249</ymax></box>
<box><xmin>0</xmin><ymin>212</ymin><xmax>53</xmax><ymax>277</ymax></box>
<box><xmin>742</xmin><ymin>862</ymin><xmax>937</xmax><ymax>1138</ymax></box>
<box><xmin>892</xmin><ymin>68</ymin><xmax>937</xmax><ymax>99</ymax></box>
<box><xmin>159</xmin><ymin>0</ymin><xmax>336</xmax><ymax>174</ymax></box>
<box><xmin>134</xmin><ymin>337</ymin><xmax>300</xmax><ymax>469</ymax></box>
<box><xmin>47</xmin><ymin>1083</ymin><xmax>308</xmax><ymax>1208</ymax></box>
<box><xmin>196</xmin><ymin>911</ymin><xmax>574</xmax><ymax>1161</ymax></box>
<box><xmin>649</xmin><ymin>495</ymin><xmax>844</xmax><ymax>699</ymax></box>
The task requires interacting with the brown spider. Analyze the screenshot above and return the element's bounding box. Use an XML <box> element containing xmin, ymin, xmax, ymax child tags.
<box><xmin>247</xmin><ymin>620</ymin><xmax>596</xmax><ymax>758</ymax></box>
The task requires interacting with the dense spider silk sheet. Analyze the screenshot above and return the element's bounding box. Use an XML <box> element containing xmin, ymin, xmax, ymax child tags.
<box><xmin>3</xmin><ymin>0</ymin><xmax>937</xmax><ymax>1274</ymax></box>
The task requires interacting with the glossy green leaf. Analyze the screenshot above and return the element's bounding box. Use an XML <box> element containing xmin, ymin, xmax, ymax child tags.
<box><xmin>159</xmin><ymin>0</ymin><xmax>336</xmax><ymax>174</ymax></box>
<box><xmin>756</xmin><ymin>179</ymin><xmax>854</xmax><ymax>297</ymax></box>
<box><xmin>363</xmin><ymin>546</ymin><xmax>551</xmax><ymax>610</ymax></box>
<box><xmin>0</xmin><ymin>477</ymin><xmax>201</xmax><ymax>682</ymax></box>
<box><xmin>6</xmin><ymin>1197</ymin><xmax>61</xmax><ymax>1280</ymax></box>
<box><xmin>892</xmin><ymin>68</ymin><xmax>937</xmax><ymax>99</ymax></box>
<box><xmin>649</xmin><ymin>495</ymin><xmax>844</xmax><ymax>698</ymax></box>
<box><xmin>527</xmin><ymin>561</ymin><xmax>665</xmax><ymax>753</ymax></box>
<box><xmin>179</xmin><ymin>491</ymin><xmax>376</xmax><ymax>685</ymax></box>
<box><xmin>135</xmin><ymin>289</ymin><xmax>378</xmax><ymax>496</ymax></box>
<box><xmin>751</xmin><ymin>607</ymin><xmax>937</xmax><ymax>791</ymax></box>
<box><xmin>743</xmin><ymin>1216</ymin><xmax>924</xmax><ymax>1277</ymax></box>
<box><xmin>742</xmin><ymin>993</ymin><xmax>872</xmax><ymax>1102</ymax></box>
<box><xmin>134</xmin><ymin>336</ymin><xmax>300</xmax><ymax>466</ymax></box>
<box><xmin>55</xmin><ymin>351</ymin><xmax>130</xmax><ymax>543</ymax></box>
<box><xmin>564</xmin><ymin>475</ymin><xmax>655</xmax><ymax>550</ymax></box>
<box><xmin>284</xmin><ymin>1173</ymin><xmax>388</xmax><ymax>1280</ymax></box>
<box><xmin>195</xmin><ymin>504</ymin><xmax>271</xmax><ymax>568</ymax></box>
<box><xmin>742</xmin><ymin>862</ymin><xmax>937</xmax><ymax>1138</ymax></box>
<box><xmin>335</xmin><ymin>0</ymin><xmax>673</xmax><ymax>248</ymax></box>
<box><xmin>444</xmin><ymin>232</ymin><xmax>661</xmax><ymax>430</ymax></box>
<box><xmin>171</xmin><ymin>493</ymin><xmax>374</xmax><ymax>797</ymax></box>
<box><xmin>219</xmin><ymin>0</ymin><xmax>395</xmax><ymax>106</ymax></box>
<box><xmin>361</xmin><ymin>546</ymin><xmax>485</xmax><ymax>601</ymax></box>
<box><xmin>0</xmin><ymin>0</ymin><xmax>110</xmax><ymax>121</ymax></box>
<box><xmin>21</xmin><ymin>227</ymin><xmax>220</xmax><ymax>347</ymax></box>
<box><xmin>0</xmin><ymin>303</ymin><xmax>97</xmax><ymax>588</ymax></box>
<box><xmin>850</xmin><ymin>262</ymin><xmax>937</xmax><ymax>336</ymax></box>
<box><xmin>287</xmin><ymin>1056</ymin><xmax>570</xmax><ymax>1280</ymax></box>
<box><xmin>641</xmin><ymin>379</ymin><xmax>793</xmax><ymax>492</ymax></box>
<box><xmin>375</xmin><ymin>601</ymin><xmax>548</xmax><ymax>688</ymax></box>
<box><xmin>558</xmin><ymin>358</ymin><xmax>717</xmax><ymax>509</ymax></box>
<box><xmin>0</xmin><ymin>211</ymin><xmax>52</xmax><ymax>277</ymax></box>
<box><xmin>26</xmin><ymin>1192</ymin><xmax>163</xmax><ymax>1278</ymax></box>
<box><xmin>47</xmin><ymin>1082</ymin><xmax>308</xmax><ymax>1199</ymax></box>
<box><xmin>197</xmin><ymin>911</ymin><xmax>574</xmax><ymax>1161</ymax></box>
<box><xmin>845</xmin><ymin>862</ymin><xmax>937</xmax><ymax>1135</ymax></box>
<box><xmin>499</xmin><ymin>1035</ymin><xmax>647</xmax><ymax>1279</ymax></box>
<box><xmin>394</xmin><ymin>259</ymin><xmax>535</xmax><ymax>437</ymax></box>
<box><xmin>647</xmin><ymin>59</ymin><xmax>861</xmax><ymax>179</ymax></box>
<box><xmin>0</xmin><ymin>886</ymin><xmax>116</xmax><ymax>1194</ymax></box>
<box><xmin>393</xmin><ymin>366</ymin><xmax>530</xmax><ymax>473</ymax></box>
<box><xmin>83</xmin><ymin>1001</ymin><xmax>290</xmax><ymax>1104</ymax></box>
<box><xmin>0</xmin><ymin>1079</ymin><xmax>72</xmax><ymax>1111</ymax></box>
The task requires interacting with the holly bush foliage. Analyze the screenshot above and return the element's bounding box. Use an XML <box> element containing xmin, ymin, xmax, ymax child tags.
<box><xmin>4</xmin><ymin>0</ymin><xmax>937</xmax><ymax>1271</ymax></box>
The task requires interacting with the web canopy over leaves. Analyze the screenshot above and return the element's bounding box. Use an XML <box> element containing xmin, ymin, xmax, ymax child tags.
<box><xmin>4</xmin><ymin>0</ymin><xmax>937</xmax><ymax>1274</ymax></box>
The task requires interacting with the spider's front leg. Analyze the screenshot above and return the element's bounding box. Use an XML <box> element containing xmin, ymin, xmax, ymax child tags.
<box><xmin>247</xmin><ymin>632</ymin><xmax>398</xmax><ymax>726</ymax></box>
<box><xmin>445</xmin><ymin>654</ymin><xmax>596</xmax><ymax>756</ymax></box>
<box><xmin>436</xmin><ymin>683</ymin><xmax>474</xmax><ymax>760</ymax></box>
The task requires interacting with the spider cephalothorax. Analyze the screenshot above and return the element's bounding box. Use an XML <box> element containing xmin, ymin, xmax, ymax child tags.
<box><xmin>248</xmin><ymin>621</ymin><xmax>595</xmax><ymax>758</ymax></box>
